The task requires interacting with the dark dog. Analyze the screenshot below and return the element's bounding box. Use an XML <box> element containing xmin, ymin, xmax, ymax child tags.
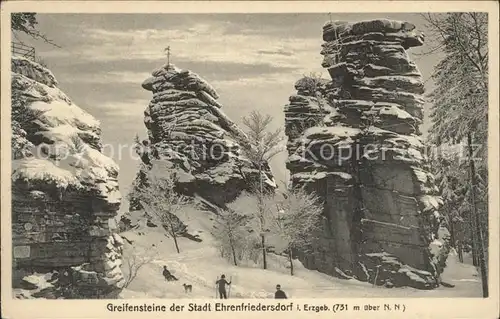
<box><xmin>183</xmin><ymin>283</ymin><xmax>192</xmax><ymax>293</ymax></box>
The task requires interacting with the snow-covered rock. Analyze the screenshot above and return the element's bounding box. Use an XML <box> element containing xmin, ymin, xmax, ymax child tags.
<box><xmin>11</xmin><ymin>56</ymin><xmax>124</xmax><ymax>298</ymax></box>
<box><xmin>285</xmin><ymin>19</ymin><xmax>449</xmax><ymax>290</ymax></box>
<box><xmin>129</xmin><ymin>63</ymin><xmax>276</xmax><ymax>212</ymax></box>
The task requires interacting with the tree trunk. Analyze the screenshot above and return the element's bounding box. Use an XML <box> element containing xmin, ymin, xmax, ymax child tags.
<box><xmin>168</xmin><ymin>219</ymin><xmax>181</xmax><ymax>254</ymax></box>
<box><xmin>258</xmin><ymin>161</ymin><xmax>267</xmax><ymax>270</ymax></box>
<box><xmin>259</xmin><ymin>161</ymin><xmax>264</xmax><ymax>198</ymax></box>
<box><xmin>231</xmin><ymin>245</ymin><xmax>238</xmax><ymax>266</ymax></box>
<box><xmin>458</xmin><ymin>240</ymin><xmax>464</xmax><ymax>263</ymax></box>
<box><xmin>289</xmin><ymin>248</ymin><xmax>294</xmax><ymax>276</ymax></box>
<box><xmin>229</xmin><ymin>235</ymin><xmax>238</xmax><ymax>266</ymax></box>
<box><xmin>469</xmin><ymin>210</ymin><xmax>479</xmax><ymax>266</ymax></box>
<box><xmin>261</xmin><ymin>235</ymin><xmax>267</xmax><ymax>269</ymax></box>
<box><xmin>448</xmin><ymin>213</ymin><xmax>456</xmax><ymax>249</ymax></box>
<box><xmin>172</xmin><ymin>233</ymin><xmax>180</xmax><ymax>254</ymax></box>
<box><xmin>467</xmin><ymin>132</ymin><xmax>488</xmax><ymax>297</ymax></box>
<box><xmin>456</xmin><ymin>212</ymin><xmax>464</xmax><ymax>263</ymax></box>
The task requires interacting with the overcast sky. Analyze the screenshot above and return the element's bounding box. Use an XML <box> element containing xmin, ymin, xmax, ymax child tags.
<box><xmin>15</xmin><ymin>13</ymin><xmax>442</xmax><ymax>211</ymax></box>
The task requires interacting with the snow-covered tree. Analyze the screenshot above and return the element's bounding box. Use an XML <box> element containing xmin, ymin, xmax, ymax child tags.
<box><xmin>273</xmin><ymin>186</ymin><xmax>324</xmax><ymax>275</ymax></box>
<box><xmin>424</xmin><ymin>12</ymin><xmax>488</xmax><ymax>297</ymax></box>
<box><xmin>241</xmin><ymin>111</ymin><xmax>284</xmax><ymax>269</ymax></box>
<box><xmin>212</xmin><ymin>208</ymin><xmax>251</xmax><ymax>266</ymax></box>
<box><xmin>425</xmin><ymin>13</ymin><xmax>488</xmax><ymax>162</ymax></box>
<box><xmin>136</xmin><ymin>174</ymin><xmax>190</xmax><ymax>253</ymax></box>
<box><xmin>429</xmin><ymin>146</ymin><xmax>468</xmax><ymax>262</ymax></box>
<box><xmin>127</xmin><ymin>133</ymin><xmax>153</xmax><ymax>211</ymax></box>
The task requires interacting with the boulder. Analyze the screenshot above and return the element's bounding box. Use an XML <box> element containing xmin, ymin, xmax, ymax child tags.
<box><xmin>11</xmin><ymin>56</ymin><xmax>124</xmax><ymax>298</ymax></box>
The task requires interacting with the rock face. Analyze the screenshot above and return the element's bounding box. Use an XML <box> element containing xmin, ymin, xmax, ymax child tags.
<box><xmin>129</xmin><ymin>63</ymin><xmax>275</xmax><ymax>212</ymax></box>
<box><xmin>11</xmin><ymin>57</ymin><xmax>124</xmax><ymax>298</ymax></box>
<box><xmin>285</xmin><ymin>19</ymin><xmax>450</xmax><ymax>289</ymax></box>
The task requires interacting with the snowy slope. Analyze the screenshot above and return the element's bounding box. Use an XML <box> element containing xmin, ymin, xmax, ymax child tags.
<box><xmin>118</xmin><ymin>209</ymin><xmax>482</xmax><ymax>299</ymax></box>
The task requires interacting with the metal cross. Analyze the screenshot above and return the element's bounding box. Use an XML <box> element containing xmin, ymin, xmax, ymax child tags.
<box><xmin>165</xmin><ymin>46</ymin><xmax>171</xmax><ymax>66</ymax></box>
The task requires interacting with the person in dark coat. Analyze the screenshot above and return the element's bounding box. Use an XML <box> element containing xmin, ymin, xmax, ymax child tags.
<box><xmin>163</xmin><ymin>266</ymin><xmax>178</xmax><ymax>281</ymax></box>
<box><xmin>216</xmin><ymin>274</ymin><xmax>231</xmax><ymax>299</ymax></box>
<box><xmin>274</xmin><ymin>284</ymin><xmax>287</xmax><ymax>299</ymax></box>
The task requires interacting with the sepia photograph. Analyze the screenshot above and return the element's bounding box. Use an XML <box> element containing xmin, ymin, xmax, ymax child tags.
<box><xmin>1</xmin><ymin>2</ymin><xmax>498</xmax><ymax>317</ymax></box>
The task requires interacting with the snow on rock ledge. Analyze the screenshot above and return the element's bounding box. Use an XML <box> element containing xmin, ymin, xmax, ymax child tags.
<box><xmin>286</xmin><ymin>19</ymin><xmax>449</xmax><ymax>290</ymax></box>
<box><xmin>11</xmin><ymin>56</ymin><xmax>124</xmax><ymax>298</ymax></box>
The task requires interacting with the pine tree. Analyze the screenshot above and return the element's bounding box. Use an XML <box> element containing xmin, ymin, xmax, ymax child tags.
<box><xmin>430</xmin><ymin>147</ymin><xmax>467</xmax><ymax>262</ymax></box>
<box><xmin>426</xmin><ymin>13</ymin><xmax>488</xmax><ymax>162</ymax></box>
<box><xmin>11</xmin><ymin>13</ymin><xmax>60</xmax><ymax>47</ymax></box>
<box><xmin>424</xmin><ymin>12</ymin><xmax>488</xmax><ymax>297</ymax></box>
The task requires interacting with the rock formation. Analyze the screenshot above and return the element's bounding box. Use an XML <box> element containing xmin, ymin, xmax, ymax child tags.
<box><xmin>129</xmin><ymin>63</ymin><xmax>275</xmax><ymax>214</ymax></box>
<box><xmin>285</xmin><ymin>19</ymin><xmax>450</xmax><ymax>289</ymax></box>
<box><xmin>11</xmin><ymin>56</ymin><xmax>124</xmax><ymax>298</ymax></box>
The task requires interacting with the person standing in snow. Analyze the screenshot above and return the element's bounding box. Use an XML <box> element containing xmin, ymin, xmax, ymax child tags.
<box><xmin>274</xmin><ymin>284</ymin><xmax>287</xmax><ymax>299</ymax></box>
<box><xmin>216</xmin><ymin>274</ymin><xmax>231</xmax><ymax>299</ymax></box>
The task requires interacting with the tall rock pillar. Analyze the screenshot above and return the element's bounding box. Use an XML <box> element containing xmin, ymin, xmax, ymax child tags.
<box><xmin>285</xmin><ymin>19</ymin><xmax>450</xmax><ymax>289</ymax></box>
<box><xmin>129</xmin><ymin>63</ymin><xmax>276</xmax><ymax>213</ymax></box>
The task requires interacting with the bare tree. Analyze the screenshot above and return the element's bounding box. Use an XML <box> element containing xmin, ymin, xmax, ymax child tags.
<box><xmin>122</xmin><ymin>246</ymin><xmax>158</xmax><ymax>288</ymax></box>
<box><xmin>137</xmin><ymin>174</ymin><xmax>190</xmax><ymax>254</ymax></box>
<box><xmin>273</xmin><ymin>186</ymin><xmax>324</xmax><ymax>276</ymax></box>
<box><xmin>241</xmin><ymin>111</ymin><xmax>284</xmax><ymax>269</ymax></box>
<box><xmin>212</xmin><ymin>208</ymin><xmax>250</xmax><ymax>266</ymax></box>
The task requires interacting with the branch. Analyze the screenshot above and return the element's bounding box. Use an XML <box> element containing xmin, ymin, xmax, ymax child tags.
<box><xmin>449</xmin><ymin>14</ymin><xmax>485</xmax><ymax>80</ymax></box>
<box><xmin>13</xmin><ymin>29</ymin><xmax>61</xmax><ymax>48</ymax></box>
<box><xmin>422</xmin><ymin>13</ymin><xmax>450</xmax><ymax>44</ymax></box>
<box><xmin>413</xmin><ymin>42</ymin><xmax>446</xmax><ymax>59</ymax></box>
<box><xmin>470</xmin><ymin>13</ymin><xmax>487</xmax><ymax>69</ymax></box>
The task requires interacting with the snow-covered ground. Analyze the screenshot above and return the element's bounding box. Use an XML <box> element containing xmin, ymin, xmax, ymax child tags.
<box><xmin>118</xmin><ymin>209</ymin><xmax>482</xmax><ymax>299</ymax></box>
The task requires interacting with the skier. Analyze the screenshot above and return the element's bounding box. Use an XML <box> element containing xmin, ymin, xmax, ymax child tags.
<box><xmin>216</xmin><ymin>274</ymin><xmax>231</xmax><ymax>299</ymax></box>
<box><xmin>163</xmin><ymin>266</ymin><xmax>178</xmax><ymax>281</ymax></box>
<box><xmin>274</xmin><ymin>284</ymin><xmax>287</xmax><ymax>299</ymax></box>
